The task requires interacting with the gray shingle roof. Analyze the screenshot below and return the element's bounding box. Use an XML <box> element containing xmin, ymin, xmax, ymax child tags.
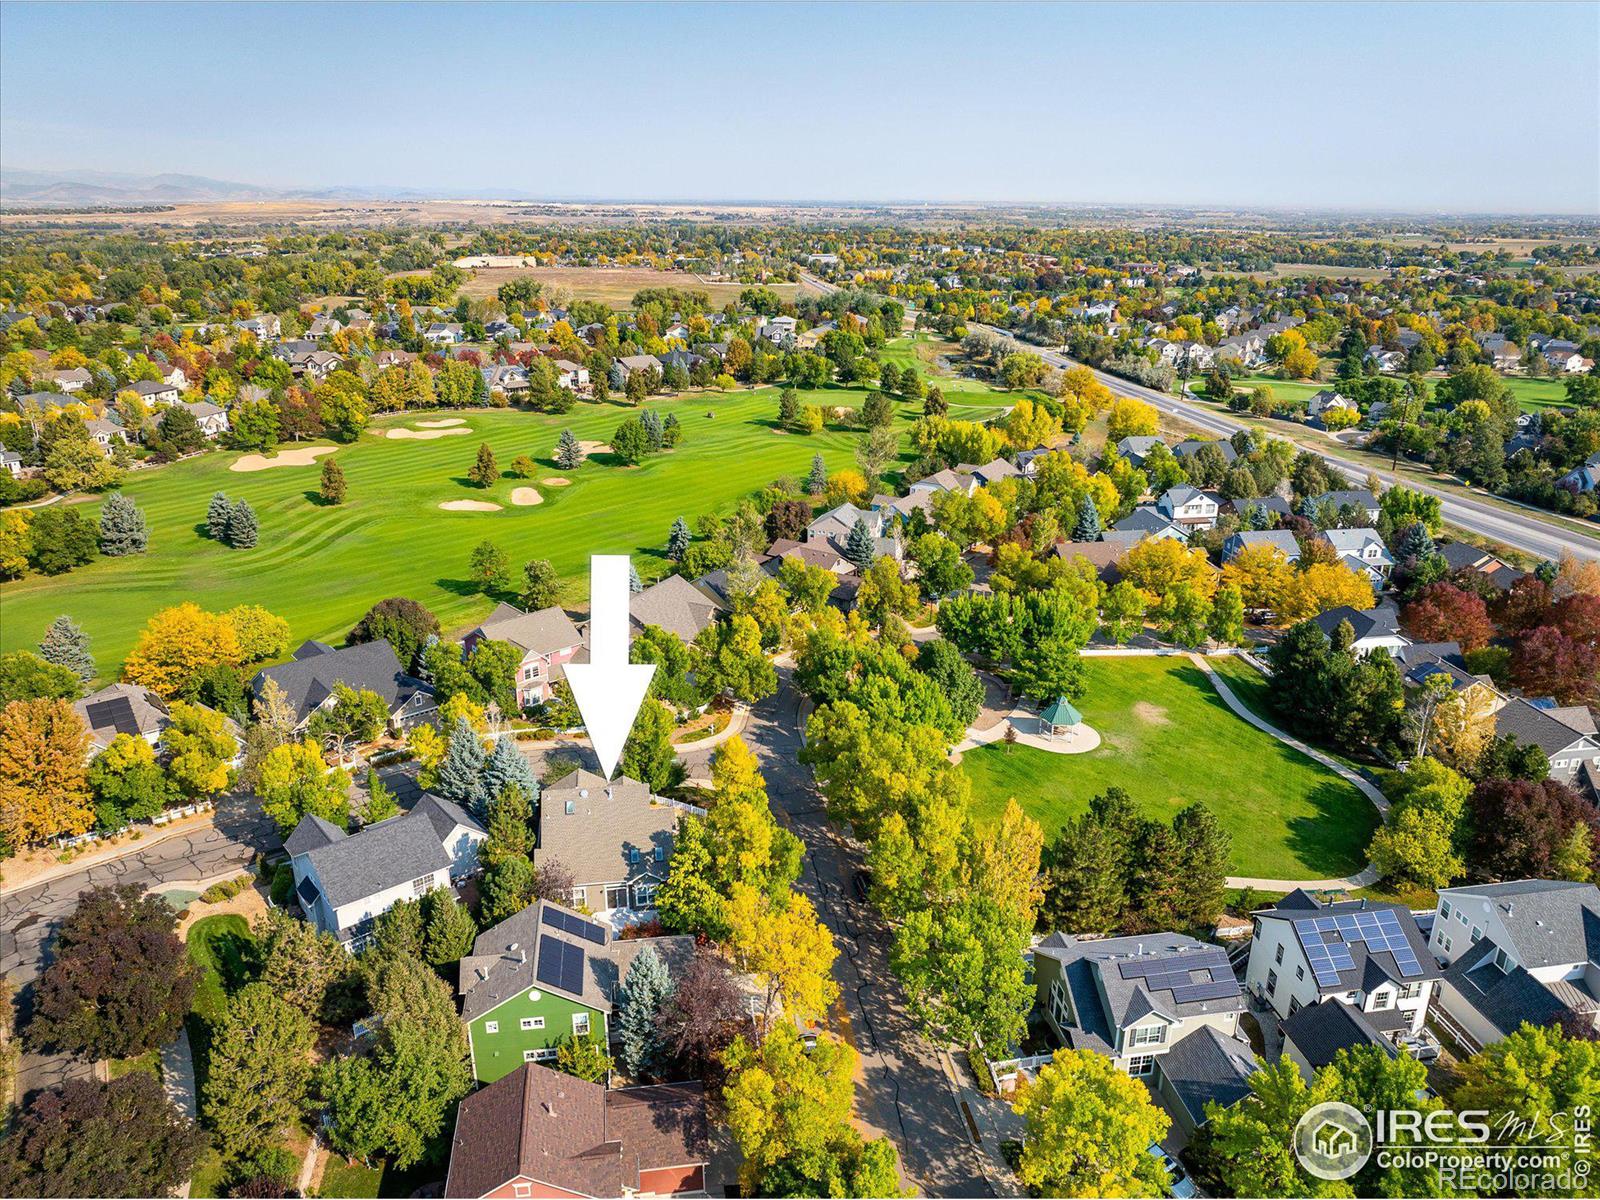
<box><xmin>1440</xmin><ymin>881</ymin><xmax>1600</xmax><ymax>968</ymax></box>
<box><xmin>472</xmin><ymin>602</ymin><xmax>584</xmax><ymax>657</ymax></box>
<box><xmin>284</xmin><ymin>813</ymin><xmax>346</xmax><ymax>858</ymax></box>
<box><xmin>629</xmin><ymin>575</ymin><xmax>726</xmax><ymax>644</ymax></box>
<box><xmin>536</xmin><ymin>771</ymin><xmax>678</xmax><ymax>890</ymax></box>
<box><xmin>1256</xmin><ymin>893</ymin><xmax>1441</xmax><ymax>995</ymax></box>
<box><xmin>1443</xmin><ymin>938</ymin><xmax>1594</xmax><ymax>1040</ymax></box>
<box><xmin>1035</xmin><ymin>932</ymin><xmax>1245</xmax><ymax>1042</ymax></box>
<box><xmin>1156</xmin><ymin>1025</ymin><xmax>1258</xmax><ymax>1124</ymax></box>
<box><xmin>1494</xmin><ymin>699</ymin><xmax>1596</xmax><ymax>759</ymax></box>
<box><xmin>294</xmin><ymin>793</ymin><xmax>482</xmax><ymax>910</ymax></box>
<box><xmin>1282</xmin><ymin>999</ymin><xmax>1397</xmax><ymax>1071</ymax></box>
<box><xmin>1311</xmin><ymin>602</ymin><xmax>1402</xmax><ymax>642</ymax></box>
<box><xmin>252</xmin><ymin>639</ymin><xmax>430</xmax><ymax>726</ymax></box>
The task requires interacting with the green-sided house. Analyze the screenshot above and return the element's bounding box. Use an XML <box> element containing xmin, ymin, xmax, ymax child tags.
<box><xmin>459</xmin><ymin>898</ymin><xmax>695</xmax><ymax>1084</ymax></box>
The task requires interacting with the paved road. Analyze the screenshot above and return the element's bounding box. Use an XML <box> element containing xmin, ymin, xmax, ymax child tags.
<box><xmin>972</xmin><ymin>323</ymin><xmax>1600</xmax><ymax>565</ymax></box>
<box><xmin>682</xmin><ymin>670</ymin><xmax>995</xmax><ymax>1198</ymax></box>
<box><xmin>2</xmin><ymin>792</ymin><xmax>281</xmax><ymax>1105</ymax></box>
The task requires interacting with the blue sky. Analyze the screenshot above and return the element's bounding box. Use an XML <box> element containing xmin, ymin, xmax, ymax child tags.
<box><xmin>2</xmin><ymin>2</ymin><xmax>1595</xmax><ymax>213</ymax></box>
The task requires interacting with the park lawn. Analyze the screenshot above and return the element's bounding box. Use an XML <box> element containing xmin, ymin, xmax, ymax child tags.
<box><xmin>1</xmin><ymin>372</ymin><xmax>1008</xmax><ymax>680</ymax></box>
<box><xmin>960</xmin><ymin>656</ymin><xmax>1379</xmax><ymax>880</ymax></box>
<box><xmin>1497</xmin><ymin>376</ymin><xmax>1571</xmax><ymax>413</ymax></box>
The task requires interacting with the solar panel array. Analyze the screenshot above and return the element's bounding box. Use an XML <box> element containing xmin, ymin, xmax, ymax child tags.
<box><xmin>544</xmin><ymin>907</ymin><xmax>607</xmax><ymax>945</ymax></box>
<box><xmin>84</xmin><ymin>697</ymin><xmax>141</xmax><ymax>737</ymax></box>
<box><xmin>1115</xmin><ymin>946</ymin><xmax>1240</xmax><ymax>1005</ymax></box>
<box><xmin>535</xmin><ymin>934</ymin><xmax>585</xmax><ymax>995</ymax></box>
<box><xmin>1295</xmin><ymin>909</ymin><xmax>1423</xmax><ymax>987</ymax></box>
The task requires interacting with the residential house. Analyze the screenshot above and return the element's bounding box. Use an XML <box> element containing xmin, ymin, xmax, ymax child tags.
<box><xmin>960</xmin><ymin>457</ymin><xmax>1021</xmax><ymax>488</ymax></box>
<box><xmin>373</xmin><ymin>349</ymin><xmax>417</xmax><ymax>369</ymax></box>
<box><xmin>1155</xmin><ymin>484</ymin><xmax>1221</xmax><ymax>531</ymax></box>
<box><xmin>1430</xmin><ymin>881</ymin><xmax>1600</xmax><ymax>1052</ymax></box>
<box><xmin>1309</xmin><ymin>489</ymin><xmax>1382</xmax><ymax>522</ymax></box>
<box><xmin>286</xmin><ymin>793</ymin><xmax>486</xmax><ymax>950</ymax></box>
<box><xmin>630</xmin><ymin>574</ymin><xmax>728</xmax><ymax>644</ymax></box>
<box><xmin>1281</xmin><ymin>997</ymin><xmax>1400</xmax><ymax>1081</ymax></box>
<box><xmin>1114</xmin><ymin>435</ymin><xmax>1165</xmax><ymax>468</ymax></box>
<box><xmin>131</xmin><ymin>380</ymin><xmax>180</xmax><ymax>406</ymax></box>
<box><xmin>425</xmin><ymin>322</ymin><xmax>465</xmax><ymax>345</ymax></box>
<box><xmin>234</xmin><ymin>315</ymin><xmax>281</xmax><ymax>340</ymax></box>
<box><xmin>481</xmin><ymin>363</ymin><xmax>529</xmax><ymax>397</ymax></box>
<box><xmin>1222</xmin><ymin>528</ymin><xmax>1301</xmax><ymax>564</ymax></box>
<box><xmin>1546</xmin><ymin>348</ymin><xmax>1589</xmax><ymax>374</ymax></box>
<box><xmin>758</xmin><ymin>315</ymin><xmax>797</xmax><ymax>346</ymax></box>
<box><xmin>1232</xmin><ymin>494</ymin><xmax>1295</xmax><ymax>524</ymax></box>
<box><xmin>1033</xmin><ymin>933</ymin><xmax>1255</xmax><ymax>1136</ymax></box>
<box><xmin>458</xmin><ymin>898</ymin><xmax>696</xmax><ymax>1082</ymax></box>
<box><xmin>180</xmin><ymin>400</ymin><xmax>230</xmax><ymax>439</ymax></box>
<box><xmin>1015</xmin><ymin>446</ymin><xmax>1055</xmax><ymax>476</ymax></box>
<box><xmin>84</xmin><ymin>417</ymin><xmax>128</xmax><ymax>451</ymax></box>
<box><xmin>1171</xmin><ymin>439</ymin><xmax>1238</xmax><ymax>467</ymax></box>
<box><xmin>806</xmin><ymin>502</ymin><xmax>901</xmax><ymax>562</ymax></box>
<box><xmin>1310</xmin><ymin>603</ymin><xmax>1409</xmax><ymax>656</ymax></box>
<box><xmin>43</xmin><ymin>367</ymin><xmax>92</xmax><ymax>393</ymax></box>
<box><xmin>443</xmin><ymin>1062</ymin><xmax>708</xmax><ymax>1198</ymax></box>
<box><xmin>297</xmin><ymin>350</ymin><xmax>344</xmax><ymax>382</ymax></box>
<box><xmin>908</xmin><ymin>467</ymin><xmax>979</xmax><ymax>498</ymax></box>
<box><xmin>1245</xmin><ymin>892</ymin><xmax>1442</xmax><ymax>1055</ymax></box>
<box><xmin>306</xmin><ymin>316</ymin><xmax>343</xmax><ymax>339</ymax></box>
<box><xmin>72</xmin><ymin>682</ymin><xmax>178</xmax><ymax>753</ymax></box>
<box><xmin>1438</xmin><ymin>542</ymin><xmax>1528</xmax><ymax>591</ymax></box>
<box><xmin>1492</xmin><ymin>699</ymin><xmax>1600</xmax><ymax>799</ymax></box>
<box><xmin>1320</xmin><ymin>528</ymin><xmax>1395</xmax><ymax>584</ymax></box>
<box><xmin>1307</xmin><ymin>390</ymin><xmax>1358</xmax><ymax>422</ymax></box>
<box><xmin>483</xmin><ymin>318</ymin><xmax>517</xmax><ymax>340</ymax></box>
<box><xmin>1110</xmin><ymin>506</ymin><xmax>1188</xmax><ymax>543</ymax></box>
<box><xmin>1051</xmin><ymin>540</ymin><xmax>1125</xmax><ymax>584</ymax></box>
<box><xmin>1364</xmin><ymin>347</ymin><xmax>1407</xmax><ymax>372</ymax></box>
<box><xmin>0</xmin><ymin>450</ymin><xmax>22</xmax><ymax>477</ymax></box>
<box><xmin>464</xmin><ymin>603</ymin><xmax>586</xmax><ymax>709</ymax></box>
<box><xmin>553</xmin><ymin>359</ymin><xmax>589</xmax><ymax>391</ymax></box>
<box><xmin>611</xmin><ymin>354</ymin><xmax>661</xmax><ymax>388</ymax></box>
<box><xmin>250</xmin><ymin>638</ymin><xmax>436</xmax><ymax>733</ymax></box>
<box><xmin>536</xmin><ymin>771</ymin><xmax>684</xmax><ymax>924</ymax></box>
<box><xmin>1557</xmin><ymin>452</ymin><xmax>1600</xmax><ymax>495</ymax></box>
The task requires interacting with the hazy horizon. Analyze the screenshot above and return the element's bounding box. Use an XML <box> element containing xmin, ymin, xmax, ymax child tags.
<box><xmin>3</xmin><ymin>1</ymin><xmax>1597</xmax><ymax>215</ymax></box>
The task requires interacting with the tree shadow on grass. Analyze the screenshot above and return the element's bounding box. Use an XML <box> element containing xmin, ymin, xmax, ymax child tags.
<box><xmin>303</xmin><ymin>491</ymin><xmax>338</xmax><ymax>507</ymax></box>
<box><xmin>1282</xmin><ymin>779</ymin><xmax>1380</xmax><ymax>879</ymax></box>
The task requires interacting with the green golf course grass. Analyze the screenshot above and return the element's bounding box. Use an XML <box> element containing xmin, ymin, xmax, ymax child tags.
<box><xmin>960</xmin><ymin>656</ymin><xmax>1379</xmax><ymax>880</ymax></box>
<box><xmin>2</xmin><ymin>372</ymin><xmax>1013</xmax><ymax>679</ymax></box>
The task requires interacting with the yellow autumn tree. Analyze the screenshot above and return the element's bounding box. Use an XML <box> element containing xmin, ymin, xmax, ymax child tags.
<box><xmin>725</xmin><ymin>883</ymin><xmax>839</xmax><ymax>1026</ymax></box>
<box><xmin>123</xmin><ymin>602</ymin><xmax>242</xmax><ymax>696</ymax></box>
<box><xmin>1119</xmin><ymin>538</ymin><xmax>1218</xmax><ymax>606</ymax></box>
<box><xmin>1105</xmin><ymin>397</ymin><xmax>1159</xmax><ymax>441</ymax></box>
<box><xmin>1278</xmin><ymin>561</ymin><xmax>1376</xmax><ymax>622</ymax></box>
<box><xmin>1220</xmin><ymin>543</ymin><xmax>1297</xmax><ymax>615</ymax></box>
<box><xmin>0</xmin><ymin>698</ymin><xmax>93</xmax><ymax>848</ymax></box>
<box><xmin>1003</xmin><ymin>397</ymin><xmax>1062</xmax><ymax>451</ymax></box>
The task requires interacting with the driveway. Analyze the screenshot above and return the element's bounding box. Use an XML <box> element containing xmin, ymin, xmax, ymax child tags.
<box><xmin>681</xmin><ymin>669</ymin><xmax>996</xmax><ymax>1198</ymax></box>
<box><xmin>2</xmin><ymin>790</ymin><xmax>280</xmax><ymax>1106</ymax></box>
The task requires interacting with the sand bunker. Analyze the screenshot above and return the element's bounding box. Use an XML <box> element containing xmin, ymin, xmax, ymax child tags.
<box><xmin>541</xmin><ymin>477</ymin><xmax>571</xmax><ymax>487</ymax></box>
<box><xmin>388</xmin><ymin>427</ymin><xmax>472</xmax><ymax>440</ymax></box>
<box><xmin>439</xmin><ymin>499</ymin><xmax>502</xmax><ymax>512</ymax></box>
<box><xmin>575</xmin><ymin>440</ymin><xmax>610</xmax><ymax>455</ymax></box>
<box><xmin>414</xmin><ymin>417</ymin><xmax>465</xmax><ymax>428</ymax></box>
<box><xmin>510</xmin><ymin>488</ymin><xmax>543</xmax><ymax>506</ymax></box>
<box><xmin>231</xmin><ymin>446</ymin><xmax>336</xmax><ymax>472</ymax></box>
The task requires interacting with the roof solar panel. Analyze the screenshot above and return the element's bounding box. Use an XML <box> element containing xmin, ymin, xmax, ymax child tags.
<box><xmin>536</xmin><ymin>935</ymin><xmax>564</xmax><ymax>989</ymax></box>
<box><xmin>545</xmin><ymin>908</ymin><xmax>609</xmax><ymax>945</ymax></box>
<box><xmin>559</xmin><ymin>939</ymin><xmax>584</xmax><ymax>995</ymax></box>
<box><xmin>1172</xmin><ymin>979</ymin><xmax>1238</xmax><ymax>1003</ymax></box>
<box><xmin>84</xmin><ymin>697</ymin><xmax>141</xmax><ymax>736</ymax></box>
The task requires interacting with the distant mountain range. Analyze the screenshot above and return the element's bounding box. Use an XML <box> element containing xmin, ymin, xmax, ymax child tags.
<box><xmin>0</xmin><ymin>168</ymin><xmax>480</xmax><ymax>207</ymax></box>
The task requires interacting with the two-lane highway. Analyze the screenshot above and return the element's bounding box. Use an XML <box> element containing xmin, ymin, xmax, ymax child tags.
<box><xmin>972</xmin><ymin>323</ymin><xmax>1600</xmax><ymax>565</ymax></box>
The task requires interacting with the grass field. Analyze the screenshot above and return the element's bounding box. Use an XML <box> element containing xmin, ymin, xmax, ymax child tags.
<box><xmin>455</xmin><ymin>264</ymin><xmax>798</xmax><ymax>309</ymax></box>
<box><xmin>2</xmin><ymin>370</ymin><xmax>1014</xmax><ymax>679</ymax></box>
<box><xmin>960</xmin><ymin>656</ymin><xmax>1379</xmax><ymax>880</ymax></box>
<box><xmin>1196</xmin><ymin>370</ymin><xmax>1571</xmax><ymax>415</ymax></box>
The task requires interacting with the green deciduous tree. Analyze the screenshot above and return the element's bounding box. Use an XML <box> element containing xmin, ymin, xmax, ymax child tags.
<box><xmin>319</xmin><ymin>457</ymin><xmax>347</xmax><ymax>504</ymax></box>
<box><xmin>257</xmin><ymin>739</ymin><xmax>350</xmax><ymax>835</ymax></box>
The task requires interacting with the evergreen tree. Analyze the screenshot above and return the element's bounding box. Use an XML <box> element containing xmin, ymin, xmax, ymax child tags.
<box><xmin>421</xmin><ymin>889</ymin><xmax>477</xmax><ymax>967</ymax></box>
<box><xmin>778</xmin><ymin>388</ymin><xmax>800</xmax><ymax>427</ymax></box>
<box><xmin>1072</xmin><ymin>493</ymin><xmax>1102</xmax><ymax>541</ymax></box>
<box><xmin>629</xmin><ymin>562</ymin><xmax>643</xmax><ymax>593</ymax></box>
<box><xmin>320</xmin><ymin>458</ymin><xmax>347</xmax><ymax>504</ymax></box>
<box><xmin>39</xmin><ymin>615</ymin><xmax>94</xmax><ymax>681</ymax></box>
<box><xmin>206</xmin><ymin>491</ymin><xmax>233</xmax><ymax>540</ymax></box>
<box><xmin>468</xmin><ymin>443</ymin><xmax>499</xmax><ymax>488</ymax></box>
<box><xmin>434</xmin><ymin>717</ymin><xmax>488</xmax><ymax>816</ymax></box>
<box><xmin>555</xmin><ymin>428</ymin><xmax>582</xmax><ymax>470</ymax></box>
<box><xmin>662</xmin><ymin>413</ymin><xmax>681</xmax><ymax>448</ymax></box>
<box><xmin>98</xmin><ymin>491</ymin><xmax>148</xmax><ymax>556</ymax></box>
<box><xmin>666</xmin><ymin>517</ymin><xmax>691</xmax><ymax>561</ymax></box>
<box><xmin>362</xmin><ymin>769</ymin><xmax>399</xmax><ymax>825</ymax></box>
<box><xmin>202</xmin><ymin>983</ymin><xmax>314</xmax><ymax>1163</ymax></box>
<box><xmin>1396</xmin><ymin>522</ymin><xmax>1434</xmax><ymax>561</ymax></box>
<box><xmin>806</xmin><ymin>453</ymin><xmax>827</xmax><ymax>495</ymax></box>
<box><xmin>480</xmin><ymin>737</ymin><xmax>540</xmax><ymax>810</ymax></box>
<box><xmin>844</xmin><ymin>517</ymin><xmax>875</xmax><ymax>571</ymax></box>
<box><xmin>616</xmin><ymin>945</ymin><xmax>673</xmax><ymax>1080</ymax></box>
<box><xmin>226</xmin><ymin>500</ymin><xmax>258</xmax><ymax>549</ymax></box>
<box><xmin>641</xmin><ymin>410</ymin><xmax>664</xmax><ymax>450</ymax></box>
<box><xmin>482</xmin><ymin>783</ymin><xmax>533</xmax><ymax>863</ymax></box>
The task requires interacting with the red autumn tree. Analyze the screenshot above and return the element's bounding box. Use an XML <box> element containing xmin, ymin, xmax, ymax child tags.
<box><xmin>1549</xmin><ymin>592</ymin><xmax>1600</xmax><ymax>650</ymax></box>
<box><xmin>1402</xmin><ymin>582</ymin><xmax>1494</xmax><ymax>652</ymax></box>
<box><xmin>1492</xmin><ymin>575</ymin><xmax>1554</xmax><ymax>635</ymax></box>
<box><xmin>1511</xmin><ymin>625</ymin><xmax>1600</xmax><ymax>706</ymax></box>
<box><xmin>1468</xmin><ymin>777</ymin><xmax>1600</xmax><ymax>881</ymax></box>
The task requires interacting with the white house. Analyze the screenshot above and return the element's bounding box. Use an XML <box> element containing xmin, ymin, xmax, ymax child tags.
<box><xmin>286</xmin><ymin>794</ymin><xmax>487</xmax><ymax>950</ymax></box>
<box><xmin>1311</xmin><ymin>603</ymin><xmax>1410</xmax><ymax>656</ymax></box>
<box><xmin>180</xmin><ymin>400</ymin><xmax>231</xmax><ymax>439</ymax></box>
<box><xmin>1245</xmin><ymin>892</ymin><xmax>1441</xmax><ymax>1057</ymax></box>
<box><xmin>1320</xmin><ymin>527</ymin><xmax>1395</xmax><ymax>583</ymax></box>
<box><xmin>1307</xmin><ymin>390</ymin><xmax>1357</xmax><ymax>421</ymax></box>
<box><xmin>1430</xmin><ymin>881</ymin><xmax>1600</xmax><ymax>1052</ymax></box>
<box><xmin>424</xmin><ymin>322</ymin><xmax>465</xmax><ymax>345</ymax></box>
<box><xmin>552</xmin><ymin>359</ymin><xmax>589</xmax><ymax>391</ymax></box>
<box><xmin>1155</xmin><ymin>484</ymin><xmax>1221</xmax><ymax>530</ymax></box>
<box><xmin>131</xmin><ymin>380</ymin><xmax>181</xmax><ymax>406</ymax></box>
<box><xmin>1032</xmin><ymin>933</ymin><xmax>1256</xmax><ymax>1135</ymax></box>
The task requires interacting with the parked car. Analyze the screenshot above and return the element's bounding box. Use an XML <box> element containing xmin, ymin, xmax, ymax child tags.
<box><xmin>1149</xmin><ymin>1144</ymin><xmax>1197</xmax><ymax>1199</ymax></box>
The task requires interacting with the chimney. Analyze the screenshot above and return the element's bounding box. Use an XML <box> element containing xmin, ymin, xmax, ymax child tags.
<box><xmin>519</xmin><ymin>947</ymin><xmax>526</xmax><ymax>963</ymax></box>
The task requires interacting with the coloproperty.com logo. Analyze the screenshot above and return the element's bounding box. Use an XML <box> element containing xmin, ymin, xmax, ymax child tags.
<box><xmin>1294</xmin><ymin>1101</ymin><xmax>1595</xmax><ymax>1192</ymax></box>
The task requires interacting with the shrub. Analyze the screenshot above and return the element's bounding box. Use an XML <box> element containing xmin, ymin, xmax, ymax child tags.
<box><xmin>199</xmin><ymin>874</ymin><xmax>253</xmax><ymax>904</ymax></box>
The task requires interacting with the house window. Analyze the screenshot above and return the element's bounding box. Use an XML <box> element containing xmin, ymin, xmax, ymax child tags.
<box><xmin>1049</xmin><ymin>980</ymin><xmax>1074</xmax><ymax>1030</ymax></box>
<box><xmin>485</xmin><ymin>1021</ymin><xmax>499</xmax><ymax>1034</ymax></box>
<box><xmin>569</xmin><ymin>888</ymin><xmax>586</xmax><ymax>908</ymax></box>
<box><xmin>1127</xmin><ymin>1055</ymin><xmax>1155</xmax><ymax>1078</ymax></box>
<box><xmin>411</xmin><ymin>874</ymin><xmax>434</xmax><ymax>896</ymax></box>
<box><xmin>1398</xmin><ymin>982</ymin><xmax>1424</xmax><ymax>1001</ymax></box>
<box><xmin>1441</xmin><ymin>934</ymin><xmax>1453</xmax><ymax>954</ymax></box>
<box><xmin>523</xmin><ymin>1048</ymin><xmax>557</xmax><ymax>1063</ymax></box>
<box><xmin>1471</xmin><ymin>926</ymin><xmax>1482</xmax><ymax>943</ymax></box>
<box><xmin>1287</xmin><ymin>996</ymin><xmax>1302</xmax><ymax>1017</ymax></box>
<box><xmin>514</xmin><ymin>1186</ymin><xmax>532</xmax><ymax>1199</ymax></box>
<box><xmin>1274</xmin><ymin>944</ymin><xmax>1284</xmax><ymax>965</ymax></box>
<box><xmin>1493</xmin><ymin>947</ymin><xmax>1513</xmax><ymax>973</ymax></box>
<box><xmin>1267</xmin><ymin>970</ymin><xmax>1278</xmax><ymax>996</ymax></box>
<box><xmin>520</xmin><ymin>1017</ymin><xmax>544</xmax><ymax>1031</ymax></box>
<box><xmin>1370</xmin><ymin>990</ymin><xmax>1393</xmax><ymax>1011</ymax></box>
<box><xmin>572</xmin><ymin>1013</ymin><xmax>591</xmax><ymax>1037</ymax></box>
<box><xmin>1458</xmin><ymin>910</ymin><xmax>1468</xmax><ymax>925</ymax></box>
<box><xmin>633</xmin><ymin>883</ymin><xmax>658</xmax><ymax>907</ymax></box>
<box><xmin>1129</xmin><ymin>1025</ymin><xmax>1166</xmax><ymax>1047</ymax></box>
<box><xmin>605</xmin><ymin>885</ymin><xmax>628</xmax><ymax>910</ymax></box>
<box><xmin>1296</xmin><ymin>965</ymin><xmax>1305</xmax><ymax>981</ymax></box>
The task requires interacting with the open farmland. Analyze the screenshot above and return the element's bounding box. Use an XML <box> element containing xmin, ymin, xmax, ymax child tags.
<box><xmin>454</xmin><ymin>264</ymin><xmax>799</xmax><ymax>308</ymax></box>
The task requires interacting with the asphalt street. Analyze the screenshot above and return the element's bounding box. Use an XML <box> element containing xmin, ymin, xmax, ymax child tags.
<box><xmin>972</xmin><ymin>322</ymin><xmax>1600</xmax><ymax>565</ymax></box>
<box><xmin>682</xmin><ymin>669</ymin><xmax>997</xmax><ymax>1198</ymax></box>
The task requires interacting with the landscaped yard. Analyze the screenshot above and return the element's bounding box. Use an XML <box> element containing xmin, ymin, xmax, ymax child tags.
<box><xmin>185</xmin><ymin>913</ymin><xmax>257</xmax><ymax>1101</ymax></box>
<box><xmin>960</xmin><ymin>656</ymin><xmax>1380</xmax><ymax>880</ymax></box>
<box><xmin>1</xmin><ymin>358</ymin><xmax>1018</xmax><ymax>679</ymax></box>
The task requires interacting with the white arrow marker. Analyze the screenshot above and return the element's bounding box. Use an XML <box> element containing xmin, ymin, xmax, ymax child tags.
<box><xmin>564</xmin><ymin>555</ymin><xmax>656</xmax><ymax>780</ymax></box>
